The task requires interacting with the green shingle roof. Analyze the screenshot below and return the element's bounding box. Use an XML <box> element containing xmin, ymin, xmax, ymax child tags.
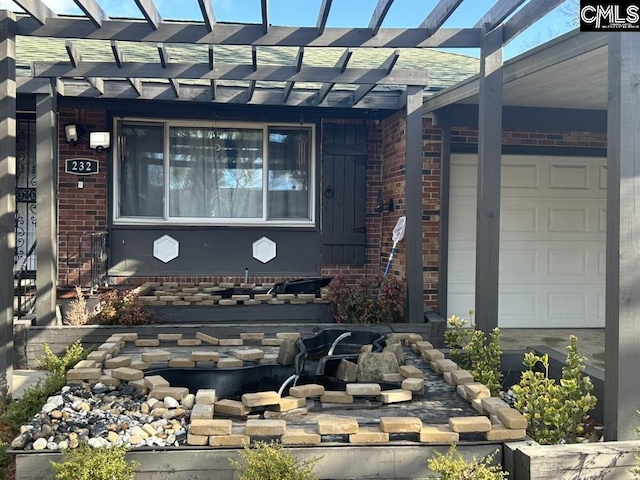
<box><xmin>17</xmin><ymin>36</ymin><xmax>479</xmax><ymax>92</ymax></box>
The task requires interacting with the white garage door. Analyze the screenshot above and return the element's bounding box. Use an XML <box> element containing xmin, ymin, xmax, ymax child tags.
<box><xmin>447</xmin><ymin>154</ymin><xmax>606</xmax><ymax>328</ymax></box>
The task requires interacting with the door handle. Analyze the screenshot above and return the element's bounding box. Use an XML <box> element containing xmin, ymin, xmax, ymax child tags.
<box><xmin>324</xmin><ymin>186</ymin><xmax>334</xmax><ymax>199</ymax></box>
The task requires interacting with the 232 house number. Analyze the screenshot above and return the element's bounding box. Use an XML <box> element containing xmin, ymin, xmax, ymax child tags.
<box><xmin>65</xmin><ymin>158</ymin><xmax>99</xmax><ymax>175</ymax></box>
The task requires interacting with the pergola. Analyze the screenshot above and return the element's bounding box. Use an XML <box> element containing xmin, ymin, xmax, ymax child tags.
<box><xmin>7</xmin><ymin>0</ymin><xmax>638</xmax><ymax>442</ymax></box>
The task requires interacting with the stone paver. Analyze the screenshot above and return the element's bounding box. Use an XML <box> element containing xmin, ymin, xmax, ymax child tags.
<box><xmin>349</xmin><ymin>426</ymin><xmax>389</xmax><ymax>444</ymax></box>
<box><xmin>241</xmin><ymin>391</ymin><xmax>281</xmax><ymax>407</ymax></box>
<box><xmin>379</xmin><ymin>417</ymin><xmax>423</xmax><ymax>433</ymax></box>
<box><xmin>289</xmin><ymin>384</ymin><xmax>325</xmax><ymax>398</ymax></box>
<box><xmin>345</xmin><ymin>383</ymin><xmax>381</xmax><ymax>396</ymax></box>
<box><xmin>449</xmin><ymin>416</ymin><xmax>492</xmax><ymax>433</ymax></box>
<box><xmin>320</xmin><ymin>391</ymin><xmax>353</xmax><ymax>404</ymax></box>
<box><xmin>497</xmin><ymin>408</ymin><xmax>528</xmax><ymax>429</ymax></box>
<box><xmin>377</xmin><ymin>389</ymin><xmax>412</xmax><ymax>404</ymax></box>
<box><xmin>317</xmin><ymin>416</ymin><xmax>358</xmax><ymax>435</ymax></box>
<box><xmin>245</xmin><ymin>419</ymin><xmax>286</xmax><ymax>436</ymax></box>
<box><xmin>190</xmin><ymin>419</ymin><xmax>232</xmax><ymax>436</ymax></box>
<box><xmin>214</xmin><ymin>399</ymin><xmax>250</xmax><ymax>417</ymax></box>
<box><xmin>419</xmin><ymin>425</ymin><xmax>459</xmax><ymax>443</ymax></box>
<box><xmin>282</xmin><ymin>428</ymin><xmax>321</xmax><ymax>445</ymax></box>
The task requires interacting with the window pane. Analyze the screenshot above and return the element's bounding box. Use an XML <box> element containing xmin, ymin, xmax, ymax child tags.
<box><xmin>268</xmin><ymin>128</ymin><xmax>311</xmax><ymax>219</ymax></box>
<box><xmin>169</xmin><ymin>127</ymin><xmax>263</xmax><ymax>218</ymax></box>
<box><xmin>119</xmin><ymin>124</ymin><xmax>164</xmax><ymax>217</ymax></box>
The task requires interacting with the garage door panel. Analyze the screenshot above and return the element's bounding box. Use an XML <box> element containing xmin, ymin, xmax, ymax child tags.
<box><xmin>500</xmin><ymin>248</ymin><xmax>538</xmax><ymax>278</ymax></box>
<box><xmin>448</xmin><ymin>153</ymin><xmax>605</xmax><ymax>328</ymax></box>
<box><xmin>548</xmin><ymin>248</ymin><xmax>589</xmax><ymax>277</ymax></box>
<box><xmin>549</xmin><ymin>163</ymin><xmax>589</xmax><ymax>190</ymax></box>
<box><xmin>502</xmin><ymin>206</ymin><xmax>539</xmax><ymax>233</ymax></box>
<box><xmin>500</xmin><ymin>292</ymin><xmax>538</xmax><ymax>320</ymax></box>
<box><xmin>503</xmin><ymin>163</ymin><xmax>539</xmax><ymax>189</ymax></box>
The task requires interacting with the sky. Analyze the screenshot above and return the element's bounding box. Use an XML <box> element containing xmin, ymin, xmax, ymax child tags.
<box><xmin>0</xmin><ymin>0</ymin><xmax>578</xmax><ymax>59</ymax></box>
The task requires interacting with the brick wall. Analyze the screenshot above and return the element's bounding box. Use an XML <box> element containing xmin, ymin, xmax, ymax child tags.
<box><xmin>377</xmin><ymin>112</ymin><xmax>442</xmax><ymax>310</ymax></box>
<box><xmin>57</xmin><ymin>108</ymin><xmax>109</xmax><ymax>286</ymax></box>
<box><xmin>451</xmin><ymin>127</ymin><xmax>607</xmax><ymax>148</ymax></box>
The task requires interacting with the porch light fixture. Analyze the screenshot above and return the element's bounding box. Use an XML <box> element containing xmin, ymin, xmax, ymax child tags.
<box><xmin>89</xmin><ymin>131</ymin><xmax>111</xmax><ymax>152</ymax></box>
<box><xmin>64</xmin><ymin>124</ymin><xmax>80</xmax><ymax>146</ymax></box>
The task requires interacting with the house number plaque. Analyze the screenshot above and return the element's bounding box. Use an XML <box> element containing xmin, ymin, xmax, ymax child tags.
<box><xmin>65</xmin><ymin>158</ymin><xmax>99</xmax><ymax>175</ymax></box>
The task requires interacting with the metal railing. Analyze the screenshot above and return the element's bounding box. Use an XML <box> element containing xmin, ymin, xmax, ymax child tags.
<box><xmin>14</xmin><ymin>240</ymin><xmax>37</xmax><ymax>319</ymax></box>
<box><xmin>60</xmin><ymin>231</ymin><xmax>109</xmax><ymax>292</ymax></box>
<box><xmin>13</xmin><ymin>231</ymin><xmax>109</xmax><ymax>319</ymax></box>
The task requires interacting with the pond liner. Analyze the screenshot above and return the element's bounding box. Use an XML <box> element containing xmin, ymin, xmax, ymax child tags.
<box><xmin>294</xmin><ymin>328</ymin><xmax>387</xmax><ymax>375</ymax></box>
<box><xmin>146</xmin><ymin>365</ymin><xmax>400</xmax><ymax>399</ymax></box>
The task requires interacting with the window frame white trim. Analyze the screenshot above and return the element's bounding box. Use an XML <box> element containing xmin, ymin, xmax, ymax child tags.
<box><xmin>112</xmin><ymin>117</ymin><xmax>317</xmax><ymax>227</ymax></box>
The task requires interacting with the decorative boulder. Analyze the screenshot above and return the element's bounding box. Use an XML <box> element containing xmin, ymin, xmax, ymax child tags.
<box><xmin>356</xmin><ymin>352</ymin><xmax>400</xmax><ymax>382</ymax></box>
<box><xmin>383</xmin><ymin>342</ymin><xmax>405</xmax><ymax>365</ymax></box>
<box><xmin>277</xmin><ymin>339</ymin><xmax>299</xmax><ymax>366</ymax></box>
<box><xmin>336</xmin><ymin>359</ymin><xmax>358</xmax><ymax>382</ymax></box>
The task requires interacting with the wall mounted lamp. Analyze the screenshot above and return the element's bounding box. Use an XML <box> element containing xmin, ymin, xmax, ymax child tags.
<box><xmin>89</xmin><ymin>132</ymin><xmax>111</xmax><ymax>152</ymax></box>
<box><xmin>64</xmin><ymin>124</ymin><xmax>82</xmax><ymax>146</ymax></box>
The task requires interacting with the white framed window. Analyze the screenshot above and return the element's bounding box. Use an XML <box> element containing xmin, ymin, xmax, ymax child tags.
<box><xmin>114</xmin><ymin>118</ymin><xmax>315</xmax><ymax>226</ymax></box>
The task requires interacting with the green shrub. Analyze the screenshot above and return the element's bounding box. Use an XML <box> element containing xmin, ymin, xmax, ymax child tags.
<box><xmin>428</xmin><ymin>444</ymin><xmax>507</xmax><ymax>480</ymax></box>
<box><xmin>230</xmin><ymin>441</ymin><xmax>320</xmax><ymax>480</ymax></box>
<box><xmin>51</xmin><ymin>444</ymin><xmax>138</xmax><ymax>480</ymax></box>
<box><xmin>3</xmin><ymin>373</ymin><xmax>66</xmax><ymax>433</ymax></box>
<box><xmin>326</xmin><ymin>274</ymin><xmax>405</xmax><ymax>323</ymax></box>
<box><xmin>512</xmin><ymin>335</ymin><xmax>597</xmax><ymax>445</ymax></box>
<box><xmin>37</xmin><ymin>340</ymin><xmax>88</xmax><ymax>376</ymax></box>
<box><xmin>91</xmin><ymin>289</ymin><xmax>155</xmax><ymax>325</ymax></box>
<box><xmin>444</xmin><ymin>315</ymin><xmax>503</xmax><ymax>396</ymax></box>
<box><xmin>4</xmin><ymin>340</ymin><xmax>88</xmax><ymax>433</ymax></box>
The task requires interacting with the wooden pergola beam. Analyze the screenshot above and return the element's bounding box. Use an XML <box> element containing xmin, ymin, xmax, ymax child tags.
<box><xmin>64</xmin><ymin>40</ymin><xmax>81</xmax><ymax>68</ymax></box>
<box><xmin>261</xmin><ymin>0</ymin><xmax>269</xmax><ymax>34</ymax></box>
<box><xmin>197</xmin><ymin>0</ymin><xmax>216</xmax><ymax>32</ymax></box>
<box><xmin>474</xmin><ymin>24</ymin><xmax>504</xmax><ymax>334</ymax></box>
<box><xmin>0</xmin><ymin>10</ymin><xmax>16</xmax><ymax>399</ymax></box>
<box><xmin>33</xmin><ymin>61</ymin><xmax>428</xmax><ymax>85</ymax></box>
<box><xmin>128</xmin><ymin>78</ymin><xmax>142</xmax><ymax>96</ymax></box>
<box><xmin>474</xmin><ymin>0</ymin><xmax>527</xmax><ymax>30</ymax></box>
<box><xmin>110</xmin><ymin>39</ymin><xmax>124</xmax><ymax>67</ymax></box>
<box><xmin>87</xmin><ymin>77</ymin><xmax>104</xmax><ymax>94</ymax></box>
<box><xmin>208</xmin><ymin>45</ymin><xmax>215</xmax><ymax>70</ymax></box>
<box><xmin>12</xmin><ymin>0</ymin><xmax>57</xmax><ymax>26</ymax></box>
<box><xmin>35</xmin><ymin>82</ymin><xmax>58</xmax><ymax>327</ymax></box>
<box><xmin>51</xmin><ymin>79</ymin><xmax>404</xmax><ymax>109</ymax></box>
<box><xmin>405</xmin><ymin>85</ymin><xmax>425</xmax><ymax>323</ymax></box>
<box><xmin>158</xmin><ymin>43</ymin><xmax>169</xmax><ymax>67</ymax></box>
<box><xmin>14</xmin><ymin>17</ymin><xmax>482</xmax><ymax>48</ymax></box>
<box><xmin>283</xmin><ymin>46</ymin><xmax>304</xmax><ymax>102</ymax></box>
<box><xmin>72</xmin><ymin>0</ymin><xmax>109</xmax><ymax>28</ymax></box>
<box><xmin>352</xmin><ymin>49</ymin><xmax>400</xmax><ymax>104</ymax></box>
<box><xmin>420</xmin><ymin>0</ymin><xmax>464</xmax><ymax>32</ymax></box>
<box><xmin>605</xmin><ymin>31</ymin><xmax>640</xmax><ymax>442</ymax></box>
<box><xmin>251</xmin><ymin>45</ymin><xmax>258</xmax><ymax>71</ymax></box>
<box><xmin>317</xmin><ymin>48</ymin><xmax>352</xmax><ymax>104</ymax></box>
<box><xmin>503</xmin><ymin>0</ymin><xmax>565</xmax><ymax>44</ymax></box>
<box><xmin>316</xmin><ymin>0</ymin><xmax>332</xmax><ymax>36</ymax></box>
<box><xmin>133</xmin><ymin>0</ymin><xmax>162</xmax><ymax>30</ymax></box>
<box><xmin>247</xmin><ymin>80</ymin><xmax>256</xmax><ymax>102</ymax></box>
<box><xmin>369</xmin><ymin>0</ymin><xmax>394</xmax><ymax>36</ymax></box>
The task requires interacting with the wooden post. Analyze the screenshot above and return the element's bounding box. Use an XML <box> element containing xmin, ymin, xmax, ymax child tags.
<box><xmin>0</xmin><ymin>9</ymin><xmax>16</xmax><ymax>398</ymax></box>
<box><xmin>438</xmin><ymin>123</ymin><xmax>451</xmax><ymax>319</ymax></box>
<box><xmin>475</xmin><ymin>25</ymin><xmax>503</xmax><ymax>334</ymax></box>
<box><xmin>605</xmin><ymin>32</ymin><xmax>640</xmax><ymax>441</ymax></box>
<box><xmin>405</xmin><ymin>85</ymin><xmax>424</xmax><ymax>323</ymax></box>
<box><xmin>35</xmin><ymin>83</ymin><xmax>57</xmax><ymax>325</ymax></box>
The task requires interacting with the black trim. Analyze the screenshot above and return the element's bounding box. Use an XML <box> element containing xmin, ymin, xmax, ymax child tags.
<box><xmin>452</xmin><ymin>143</ymin><xmax>607</xmax><ymax>157</ymax></box>
<box><xmin>440</xmin><ymin>104</ymin><xmax>607</xmax><ymax>133</ymax></box>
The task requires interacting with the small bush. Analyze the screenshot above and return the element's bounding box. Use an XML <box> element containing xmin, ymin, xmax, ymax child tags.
<box><xmin>51</xmin><ymin>444</ymin><xmax>138</xmax><ymax>480</ymax></box>
<box><xmin>4</xmin><ymin>340</ymin><xmax>88</xmax><ymax>433</ymax></box>
<box><xmin>444</xmin><ymin>316</ymin><xmax>503</xmax><ymax>396</ymax></box>
<box><xmin>230</xmin><ymin>441</ymin><xmax>320</xmax><ymax>480</ymax></box>
<box><xmin>37</xmin><ymin>340</ymin><xmax>88</xmax><ymax>376</ymax></box>
<box><xmin>65</xmin><ymin>286</ymin><xmax>89</xmax><ymax>325</ymax></box>
<box><xmin>326</xmin><ymin>274</ymin><xmax>405</xmax><ymax>323</ymax></box>
<box><xmin>512</xmin><ymin>335</ymin><xmax>597</xmax><ymax>445</ymax></box>
<box><xmin>2</xmin><ymin>373</ymin><xmax>66</xmax><ymax>433</ymax></box>
<box><xmin>90</xmin><ymin>289</ymin><xmax>155</xmax><ymax>325</ymax></box>
<box><xmin>428</xmin><ymin>444</ymin><xmax>507</xmax><ymax>480</ymax></box>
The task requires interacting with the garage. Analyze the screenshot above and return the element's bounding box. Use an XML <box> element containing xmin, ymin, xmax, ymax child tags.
<box><xmin>447</xmin><ymin>153</ymin><xmax>606</xmax><ymax>328</ymax></box>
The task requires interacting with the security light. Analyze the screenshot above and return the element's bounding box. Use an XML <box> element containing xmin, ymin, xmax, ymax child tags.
<box><xmin>89</xmin><ymin>132</ymin><xmax>111</xmax><ymax>152</ymax></box>
<box><xmin>64</xmin><ymin>124</ymin><xmax>79</xmax><ymax>145</ymax></box>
